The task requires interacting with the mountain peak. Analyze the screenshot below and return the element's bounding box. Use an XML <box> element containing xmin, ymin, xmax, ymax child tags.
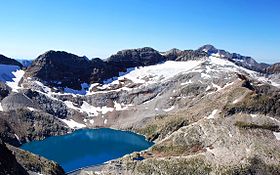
<box><xmin>38</xmin><ymin>50</ymin><xmax>89</xmax><ymax>62</ymax></box>
<box><xmin>107</xmin><ymin>47</ymin><xmax>165</xmax><ymax>69</ymax></box>
<box><xmin>197</xmin><ymin>44</ymin><xmax>218</xmax><ymax>53</ymax></box>
<box><xmin>163</xmin><ymin>48</ymin><xmax>182</xmax><ymax>55</ymax></box>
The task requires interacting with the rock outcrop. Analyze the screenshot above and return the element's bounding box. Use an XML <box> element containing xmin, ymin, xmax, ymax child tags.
<box><xmin>107</xmin><ymin>47</ymin><xmax>166</xmax><ymax>71</ymax></box>
<box><xmin>0</xmin><ymin>109</ymin><xmax>70</xmax><ymax>146</ymax></box>
<box><xmin>163</xmin><ymin>49</ymin><xmax>208</xmax><ymax>61</ymax></box>
<box><xmin>0</xmin><ymin>139</ymin><xmax>28</xmax><ymax>175</ymax></box>
<box><xmin>265</xmin><ymin>63</ymin><xmax>280</xmax><ymax>74</ymax></box>
<box><xmin>0</xmin><ymin>138</ymin><xmax>65</xmax><ymax>175</ymax></box>
<box><xmin>7</xmin><ymin>144</ymin><xmax>65</xmax><ymax>175</ymax></box>
<box><xmin>78</xmin><ymin>75</ymin><xmax>280</xmax><ymax>175</ymax></box>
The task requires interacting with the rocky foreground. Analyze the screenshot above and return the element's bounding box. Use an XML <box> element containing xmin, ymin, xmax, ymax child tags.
<box><xmin>0</xmin><ymin>45</ymin><xmax>280</xmax><ymax>175</ymax></box>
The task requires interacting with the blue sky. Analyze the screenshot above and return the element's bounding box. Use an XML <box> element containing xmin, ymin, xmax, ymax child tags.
<box><xmin>0</xmin><ymin>0</ymin><xmax>279</xmax><ymax>63</ymax></box>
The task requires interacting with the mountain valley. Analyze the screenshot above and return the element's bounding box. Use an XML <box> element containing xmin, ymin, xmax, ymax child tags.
<box><xmin>0</xmin><ymin>45</ymin><xmax>280</xmax><ymax>175</ymax></box>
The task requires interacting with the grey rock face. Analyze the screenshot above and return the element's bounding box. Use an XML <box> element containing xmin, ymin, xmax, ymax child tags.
<box><xmin>265</xmin><ymin>63</ymin><xmax>280</xmax><ymax>74</ymax></box>
<box><xmin>107</xmin><ymin>47</ymin><xmax>166</xmax><ymax>71</ymax></box>
<box><xmin>164</xmin><ymin>49</ymin><xmax>208</xmax><ymax>61</ymax></box>
<box><xmin>23</xmin><ymin>89</ymin><xmax>69</xmax><ymax>119</ymax></box>
<box><xmin>0</xmin><ymin>109</ymin><xmax>70</xmax><ymax>146</ymax></box>
<box><xmin>1</xmin><ymin>93</ymin><xmax>37</xmax><ymax>111</ymax></box>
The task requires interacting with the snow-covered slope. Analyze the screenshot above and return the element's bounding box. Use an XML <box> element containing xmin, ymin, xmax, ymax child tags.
<box><xmin>5</xmin><ymin>69</ymin><xmax>25</xmax><ymax>92</ymax></box>
<box><xmin>15</xmin><ymin>56</ymin><xmax>279</xmax><ymax>130</ymax></box>
<box><xmin>0</xmin><ymin>64</ymin><xmax>25</xmax><ymax>93</ymax></box>
<box><xmin>108</xmin><ymin>60</ymin><xmax>204</xmax><ymax>84</ymax></box>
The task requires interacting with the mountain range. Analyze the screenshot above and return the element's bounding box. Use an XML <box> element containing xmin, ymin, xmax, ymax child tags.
<box><xmin>0</xmin><ymin>44</ymin><xmax>280</xmax><ymax>175</ymax></box>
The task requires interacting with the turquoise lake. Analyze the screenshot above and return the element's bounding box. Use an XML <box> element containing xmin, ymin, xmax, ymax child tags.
<box><xmin>20</xmin><ymin>128</ymin><xmax>153</xmax><ymax>172</ymax></box>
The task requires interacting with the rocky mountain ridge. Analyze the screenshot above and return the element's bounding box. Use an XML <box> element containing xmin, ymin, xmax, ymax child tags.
<box><xmin>0</xmin><ymin>54</ymin><xmax>23</xmax><ymax>68</ymax></box>
<box><xmin>198</xmin><ymin>44</ymin><xmax>271</xmax><ymax>73</ymax></box>
<box><xmin>14</xmin><ymin>45</ymin><xmax>278</xmax><ymax>91</ymax></box>
<box><xmin>0</xmin><ymin>45</ymin><xmax>280</xmax><ymax>175</ymax></box>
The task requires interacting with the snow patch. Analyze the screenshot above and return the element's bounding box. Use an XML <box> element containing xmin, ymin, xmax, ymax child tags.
<box><xmin>209</xmin><ymin>55</ymin><xmax>235</xmax><ymax>66</ymax></box>
<box><xmin>271</xmin><ymin>81</ymin><xmax>280</xmax><ymax>88</ymax></box>
<box><xmin>201</xmin><ymin>73</ymin><xmax>211</xmax><ymax>79</ymax></box>
<box><xmin>64</xmin><ymin>101</ymin><xmax>81</xmax><ymax>111</ymax></box>
<box><xmin>207</xmin><ymin>109</ymin><xmax>218</xmax><ymax>119</ymax></box>
<box><xmin>81</xmin><ymin>101</ymin><xmax>114</xmax><ymax>117</ymax></box>
<box><xmin>114</xmin><ymin>101</ymin><xmax>133</xmax><ymax>111</ymax></box>
<box><xmin>250</xmin><ymin>114</ymin><xmax>257</xmax><ymax>118</ymax></box>
<box><xmin>273</xmin><ymin>132</ymin><xmax>280</xmax><ymax>140</ymax></box>
<box><xmin>34</xmin><ymin>81</ymin><xmax>52</xmax><ymax>94</ymax></box>
<box><xmin>103</xmin><ymin>68</ymin><xmax>135</xmax><ymax>84</ymax></box>
<box><xmin>163</xmin><ymin>106</ymin><xmax>175</xmax><ymax>112</ymax></box>
<box><xmin>27</xmin><ymin>107</ymin><xmax>37</xmax><ymax>111</ymax></box>
<box><xmin>233</xmin><ymin>97</ymin><xmax>242</xmax><ymax>104</ymax></box>
<box><xmin>269</xmin><ymin>116</ymin><xmax>280</xmax><ymax>123</ymax></box>
<box><xmin>211</xmin><ymin>82</ymin><xmax>234</xmax><ymax>92</ymax></box>
<box><xmin>181</xmin><ymin>80</ymin><xmax>192</xmax><ymax>86</ymax></box>
<box><xmin>212</xmin><ymin>83</ymin><xmax>222</xmax><ymax>91</ymax></box>
<box><xmin>103</xmin><ymin>60</ymin><xmax>203</xmax><ymax>85</ymax></box>
<box><xmin>89</xmin><ymin>119</ymin><xmax>94</xmax><ymax>124</ymax></box>
<box><xmin>59</xmin><ymin>119</ymin><xmax>86</xmax><ymax>129</ymax></box>
<box><xmin>5</xmin><ymin>69</ymin><xmax>25</xmax><ymax>92</ymax></box>
<box><xmin>104</xmin><ymin>119</ymin><xmax>108</xmax><ymax>124</ymax></box>
<box><xmin>205</xmin><ymin>86</ymin><xmax>211</xmax><ymax>91</ymax></box>
<box><xmin>0</xmin><ymin>103</ymin><xmax>3</xmax><ymax>111</ymax></box>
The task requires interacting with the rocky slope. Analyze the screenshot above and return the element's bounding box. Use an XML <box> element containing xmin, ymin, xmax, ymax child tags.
<box><xmin>23</xmin><ymin>50</ymin><xmax>119</xmax><ymax>90</ymax></box>
<box><xmin>107</xmin><ymin>47</ymin><xmax>166</xmax><ymax>71</ymax></box>
<box><xmin>90</xmin><ymin>77</ymin><xmax>280</xmax><ymax>175</ymax></box>
<box><xmin>0</xmin><ymin>45</ymin><xmax>280</xmax><ymax>175</ymax></box>
<box><xmin>265</xmin><ymin>63</ymin><xmax>280</xmax><ymax>74</ymax></box>
<box><xmin>0</xmin><ymin>109</ymin><xmax>71</xmax><ymax>146</ymax></box>
<box><xmin>7</xmin><ymin>144</ymin><xmax>65</xmax><ymax>175</ymax></box>
<box><xmin>0</xmin><ymin>139</ymin><xmax>28</xmax><ymax>175</ymax></box>
<box><xmin>163</xmin><ymin>48</ymin><xmax>208</xmax><ymax>61</ymax></box>
<box><xmin>0</xmin><ymin>138</ymin><xmax>64</xmax><ymax>175</ymax></box>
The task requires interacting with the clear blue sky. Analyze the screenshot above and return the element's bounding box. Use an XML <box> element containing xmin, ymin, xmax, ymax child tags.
<box><xmin>0</xmin><ymin>0</ymin><xmax>279</xmax><ymax>63</ymax></box>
